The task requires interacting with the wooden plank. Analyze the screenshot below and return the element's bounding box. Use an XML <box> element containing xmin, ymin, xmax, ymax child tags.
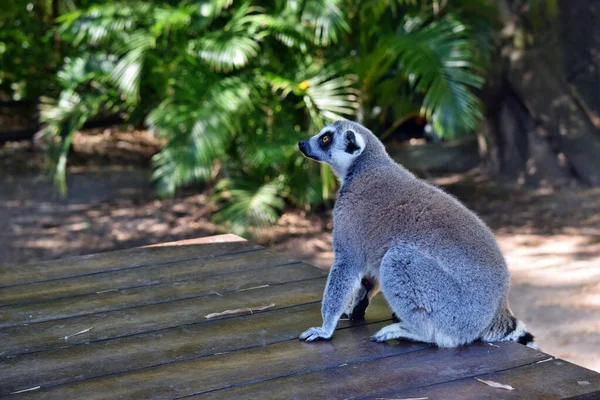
<box><xmin>0</xmin><ymin>296</ymin><xmax>393</xmax><ymax>395</ymax></box>
<box><xmin>379</xmin><ymin>358</ymin><xmax>600</xmax><ymax>400</ymax></box>
<box><xmin>194</xmin><ymin>342</ymin><xmax>549</xmax><ymax>400</ymax></box>
<box><xmin>7</xmin><ymin>322</ymin><xmax>427</xmax><ymax>400</ymax></box>
<box><xmin>0</xmin><ymin>269</ymin><xmax>326</xmax><ymax>356</ymax></box>
<box><xmin>0</xmin><ymin>234</ymin><xmax>256</xmax><ymax>287</ymax></box>
<box><xmin>0</xmin><ymin>249</ymin><xmax>297</xmax><ymax>307</ymax></box>
<box><xmin>0</xmin><ymin>259</ymin><xmax>312</xmax><ymax>328</ymax></box>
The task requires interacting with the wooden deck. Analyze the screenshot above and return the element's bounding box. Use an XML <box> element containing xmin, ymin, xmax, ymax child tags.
<box><xmin>1</xmin><ymin>234</ymin><xmax>599</xmax><ymax>399</ymax></box>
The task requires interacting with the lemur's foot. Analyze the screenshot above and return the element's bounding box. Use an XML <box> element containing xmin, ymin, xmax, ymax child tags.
<box><xmin>299</xmin><ymin>326</ymin><xmax>333</xmax><ymax>342</ymax></box>
<box><xmin>371</xmin><ymin>323</ymin><xmax>421</xmax><ymax>343</ymax></box>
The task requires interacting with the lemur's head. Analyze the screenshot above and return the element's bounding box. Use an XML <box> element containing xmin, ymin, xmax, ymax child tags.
<box><xmin>298</xmin><ymin>120</ymin><xmax>368</xmax><ymax>179</ymax></box>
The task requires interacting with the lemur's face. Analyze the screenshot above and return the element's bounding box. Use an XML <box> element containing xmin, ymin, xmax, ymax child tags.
<box><xmin>298</xmin><ymin>121</ymin><xmax>366</xmax><ymax>178</ymax></box>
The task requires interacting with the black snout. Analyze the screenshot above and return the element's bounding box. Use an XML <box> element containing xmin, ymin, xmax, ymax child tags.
<box><xmin>298</xmin><ymin>140</ymin><xmax>308</xmax><ymax>156</ymax></box>
<box><xmin>298</xmin><ymin>140</ymin><xmax>317</xmax><ymax>160</ymax></box>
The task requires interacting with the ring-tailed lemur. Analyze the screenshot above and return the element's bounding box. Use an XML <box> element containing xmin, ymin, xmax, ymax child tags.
<box><xmin>297</xmin><ymin>120</ymin><xmax>536</xmax><ymax>349</ymax></box>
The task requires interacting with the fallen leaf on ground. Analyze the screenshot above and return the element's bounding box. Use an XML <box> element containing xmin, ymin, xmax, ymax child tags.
<box><xmin>205</xmin><ymin>303</ymin><xmax>275</xmax><ymax>319</ymax></box>
<box><xmin>475</xmin><ymin>378</ymin><xmax>514</xmax><ymax>390</ymax></box>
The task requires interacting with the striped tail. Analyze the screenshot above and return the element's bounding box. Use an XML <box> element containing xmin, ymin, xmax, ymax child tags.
<box><xmin>481</xmin><ymin>304</ymin><xmax>537</xmax><ymax>349</ymax></box>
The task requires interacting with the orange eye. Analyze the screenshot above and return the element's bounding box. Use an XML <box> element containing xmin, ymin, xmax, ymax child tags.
<box><xmin>322</xmin><ymin>135</ymin><xmax>329</xmax><ymax>143</ymax></box>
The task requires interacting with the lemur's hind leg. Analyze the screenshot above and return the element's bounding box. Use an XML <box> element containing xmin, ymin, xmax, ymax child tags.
<box><xmin>341</xmin><ymin>277</ymin><xmax>378</xmax><ymax>320</ymax></box>
<box><xmin>376</xmin><ymin>245</ymin><xmax>498</xmax><ymax>348</ymax></box>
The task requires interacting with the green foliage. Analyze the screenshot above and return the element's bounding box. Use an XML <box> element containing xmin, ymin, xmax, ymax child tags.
<box><xmin>0</xmin><ymin>1</ymin><xmax>60</xmax><ymax>99</ymax></box>
<box><xmin>38</xmin><ymin>0</ymin><xmax>498</xmax><ymax>233</ymax></box>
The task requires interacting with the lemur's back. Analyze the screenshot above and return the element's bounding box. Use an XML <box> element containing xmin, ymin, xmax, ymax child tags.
<box><xmin>335</xmin><ymin>163</ymin><xmax>508</xmax><ymax>283</ymax></box>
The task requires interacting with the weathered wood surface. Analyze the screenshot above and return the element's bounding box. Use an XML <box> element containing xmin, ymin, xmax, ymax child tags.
<box><xmin>1</xmin><ymin>234</ymin><xmax>599</xmax><ymax>399</ymax></box>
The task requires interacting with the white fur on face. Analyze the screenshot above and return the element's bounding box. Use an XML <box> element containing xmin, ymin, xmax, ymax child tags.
<box><xmin>330</xmin><ymin>131</ymin><xmax>365</xmax><ymax>179</ymax></box>
<box><xmin>301</xmin><ymin>123</ymin><xmax>367</xmax><ymax>180</ymax></box>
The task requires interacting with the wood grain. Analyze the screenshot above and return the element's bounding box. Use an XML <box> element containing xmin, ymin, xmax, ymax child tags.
<box><xmin>0</xmin><ymin>259</ymin><xmax>313</xmax><ymax>329</ymax></box>
<box><xmin>8</xmin><ymin>321</ymin><xmax>424</xmax><ymax>400</ymax></box>
<box><xmin>0</xmin><ymin>294</ymin><xmax>392</xmax><ymax>394</ymax></box>
<box><xmin>377</xmin><ymin>358</ymin><xmax>600</xmax><ymax>400</ymax></box>
<box><xmin>0</xmin><ymin>266</ymin><xmax>326</xmax><ymax>356</ymax></box>
<box><xmin>0</xmin><ymin>250</ymin><xmax>296</xmax><ymax>307</ymax></box>
<box><xmin>0</xmin><ymin>234</ymin><xmax>255</xmax><ymax>288</ymax></box>
<box><xmin>195</xmin><ymin>341</ymin><xmax>549</xmax><ymax>400</ymax></box>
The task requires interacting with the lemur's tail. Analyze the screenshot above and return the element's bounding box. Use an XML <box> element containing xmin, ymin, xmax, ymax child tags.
<box><xmin>481</xmin><ymin>305</ymin><xmax>537</xmax><ymax>349</ymax></box>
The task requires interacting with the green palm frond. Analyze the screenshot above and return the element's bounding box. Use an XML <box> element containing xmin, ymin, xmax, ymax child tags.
<box><xmin>110</xmin><ymin>32</ymin><xmax>155</xmax><ymax>101</ymax></box>
<box><xmin>42</xmin><ymin>54</ymin><xmax>124</xmax><ymax>195</ymax></box>
<box><xmin>301</xmin><ymin>0</ymin><xmax>350</xmax><ymax>46</ymax></box>
<box><xmin>148</xmin><ymin>74</ymin><xmax>260</xmax><ymax>195</ymax></box>
<box><xmin>213</xmin><ymin>179</ymin><xmax>286</xmax><ymax>234</ymax></box>
<box><xmin>372</xmin><ymin>14</ymin><xmax>485</xmax><ymax>137</ymax></box>
<box><xmin>304</xmin><ymin>69</ymin><xmax>360</xmax><ymax>122</ymax></box>
<box><xmin>248</xmin><ymin>14</ymin><xmax>312</xmax><ymax>49</ymax></box>
<box><xmin>265</xmin><ymin>63</ymin><xmax>359</xmax><ymax>126</ymax></box>
<box><xmin>56</xmin><ymin>54</ymin><xmax>116</xmax><ymax>89</ymax></box>
<box><xmin>41</xmin><ymin>91</ymin><xmax>104</xmax><ymax>195</ymax></box>
<box><xmin>187</xmin><ymin>3</ymin><xmax>263</xmax><ymax>72</ymax></box>
<box><xmin>58</xmin><ymin>3</ymin><xmax>153</xmax><ymax>47</ymax></box>
<box><xmin>199</xmin><ymin>0</ymin><xmax>235</xmax><ymax>22</ymax></box>
<box><xmin>188</xmin><ymin>33</ymin><xmax>260</xmax><ymax>72</ymax></box>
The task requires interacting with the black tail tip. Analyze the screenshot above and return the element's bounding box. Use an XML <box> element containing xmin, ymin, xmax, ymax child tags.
<box><xmin>517</xmin><ymin>332</ymin><xmax>536</xmax><ymax>347</ymax></box>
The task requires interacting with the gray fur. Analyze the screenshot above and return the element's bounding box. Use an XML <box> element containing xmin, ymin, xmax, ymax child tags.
<box><xmin>298</xmin><ymin>121</ymin><xmax>536</xmax><ymax>348</ymax></box>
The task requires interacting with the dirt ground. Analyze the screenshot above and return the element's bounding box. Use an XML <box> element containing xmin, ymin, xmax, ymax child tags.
<box><xmin>1</xmin><ymin>134</ymin><xmax>599</xmax><ymax>373</ymax></box>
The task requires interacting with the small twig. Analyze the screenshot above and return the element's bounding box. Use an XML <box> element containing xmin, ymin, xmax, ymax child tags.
<box><xmin>535</xmin><ymin>357</ymin><xmax>554</xmax><ymax>364</ymax></box>
<box><xmin>63</xmin><ymin>327</ymin><xmax>94</xmax><ymax>340</ymax></box>
<box><xmin>11</xmin><ymin>386</ymin><xmax>41</xmax><ymax>394</ymax></box>
<box><xmin>96</xmin><ymin>289</ymin><xmax>118</xmax><ymax>294</ymax></box>
<box><xmin>236</xmin><ymin>285</ymin><xmax>269</xmax><ymax>292</ymax></box>
<box><xmin>487</xmin><ymin>343</ymin><xmax>500</xmax><ymax>348</ymax></box>
<box><xmin>475</xmin><ymin>378</ymin><xmax>514</xmax><ymax>391</ymax></box>
<box><xmin>376</xmin><ymin>397</ymin><xmax>428</xmax><ymax>400</ymax></box>
<box><xmin>205</xmin><ymin>303</ymin><xmax>275</xmax><ymax>319</ymax></box>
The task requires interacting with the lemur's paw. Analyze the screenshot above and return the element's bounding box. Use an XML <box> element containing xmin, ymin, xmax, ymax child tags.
<box><xmin>370</xmin><ymin>324</ymin><xmax>404</xmax><ymax>342</ymax></box>
<box><xmin>299</xmin><ymin>326</ymin><xmax>333</xmax><ymax>342</ymax></box>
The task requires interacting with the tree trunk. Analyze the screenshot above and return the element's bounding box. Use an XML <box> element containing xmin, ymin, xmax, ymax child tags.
<box><xmin>480</xmin><ymin>0</ymin><xmax>600</xmax><ymax>187</ymax></box>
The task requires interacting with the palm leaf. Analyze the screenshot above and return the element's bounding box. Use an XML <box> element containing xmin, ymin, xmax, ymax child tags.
<box><xmin>301</xmin><ymin>0</ymin><xmax>350</xmax><ymax>46</ymax></box>
<box><xmin>213</xmin><ymin>179</ymin><xmax>286</xmax><ymax>234</ymax></box>
<box><xmin>148</xmin><ymin>74</ymin><xmax>260</xmax><ymax>195</ymax></box>
<box><xmin>188</xmin><ymin>33</ymin><xmax>260</xmax><ymax>72</ymax></box>
<box><xmin>110</xmin><ymin>32</ymin><xmax>155</xmax><ymax>101</ymax></box>
<box><xmin>373</xmin><ymin>14</ymin><xmax>485</xmax><ymax>137</ymax></box>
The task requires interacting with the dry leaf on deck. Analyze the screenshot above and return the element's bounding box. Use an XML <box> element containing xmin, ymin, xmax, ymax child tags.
<box><xmin>475</xmin><ymin>378</ymin><xmax>514</xmax><ymax>390</ymax></box>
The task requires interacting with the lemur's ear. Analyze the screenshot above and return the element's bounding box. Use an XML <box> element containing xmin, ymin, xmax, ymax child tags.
<box><xmin>345</xmin><ymin>130</ymin><xmax>360</xmax><ymax>154</ymax></box>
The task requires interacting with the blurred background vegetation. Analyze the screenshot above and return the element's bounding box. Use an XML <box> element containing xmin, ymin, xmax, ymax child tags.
<box><xmin>1</xmin><ymin>0</ymin><xmax>499</xmax><ymax>233</ymax></box>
